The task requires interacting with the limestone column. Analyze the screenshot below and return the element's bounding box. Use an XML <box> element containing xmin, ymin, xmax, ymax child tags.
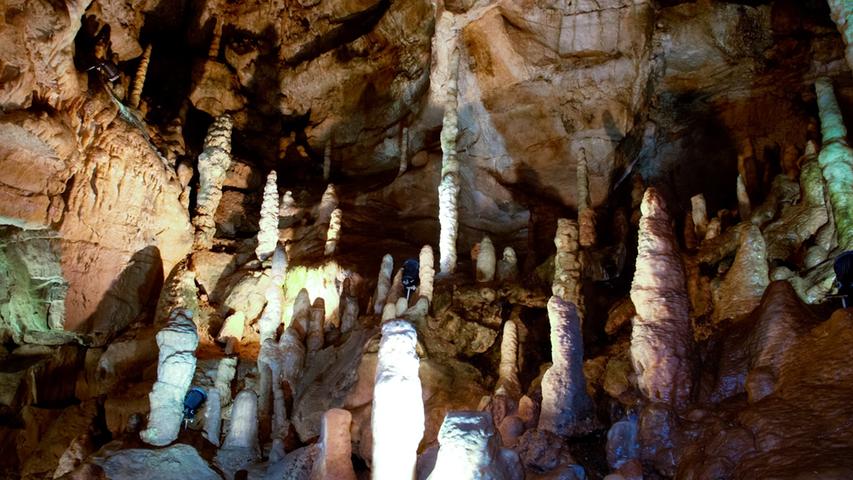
<box><xmin>215</xmin><ymin>389</ymin><xmax>260</xmax><ymax>477</ymax></box>
<box><xmin>256</xmin><ymin>171</ymin><xmax>280</xmax><ymax>261</ymax></box>
<box><xmin>553</xmin><ymin>219</ymin><xmax>583</xmax><ymax>315</ymax></box>
<box><xmin>630</xmin><ymin>188</ymin><xmax>693</xmax><ymax>408</ymax></box>
<box><xmin>815</xmin><ymin>77</ymin><xmax>853</xmax><ymax>250</ymax></box>
<box><xmin>193</xmin><ymin>115</ymin><xmax>233</xmax><ymax>249</ymax></box>
<box><xmin>476</xmin><ymin>236</ymin><xmax>496</xmax><ymax>283</ymax></box>
<box><xmin>373</xmin><ymin>254</ymin><xmax>394</xmax><ymax>315</ymax></box>
<box><xmin>311</xmin><ymin>409</ymin><xmax>357</xmax><ymax>480</ymax></box>
<box><xmin>538</xmin><ymin>296</ymin><xmax>595</xmax><ymax>436</ymax></box>
<box><xmin>577</xmin><ymin>149</ymin><xmax>597</xmax><ymax>248</ymax></box>
<box><xmin>398</xmin><ymin>126</ymin><xmax>409</xmax><ymax>177</ymax></box>
<box><xmin>140</xmin><ymin>308</ymin><xmax>199</xmax><ymax>446</ymax></box>
<box><xmin>495</xmin><ymin>320</ymin><xmax>521</xmax><ymax>399</ymax></box>
<box><xmin>438</xmin><ymin>43</ymin><xmax>461</xmax><ymax>277</ymax></box>
<box><xmin>827</xmin><ymin>0</ymin><xmax>853</xmax><ymax>72</ymax></box>
<box><xmin>427</xmin><ymin>411</ymin><xmax>523</xmax><ymax>480</ymax></box>
<box><xmin>371</xmin><ymin>320</ymin><xmax>424</xmax><ymax>480</ymax></box>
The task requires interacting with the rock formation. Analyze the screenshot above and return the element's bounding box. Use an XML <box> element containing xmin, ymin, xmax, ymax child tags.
<box><xmin>538</xmin><ymin>296</ymin><xmax>595</xmax><ymax>436</ymax></box>
<box><xmin>577</xmin><ymin>150</ymin><xmax>596</xmax><ymax>248</ymax></box>
<box><xmin>418</xmin><ymin>245</ymin><xmax>435</xmax><ymax>304</ymax></box>
<box><xmin>691</xmin><ymin>194</ymin><xmax>709</xmax><ymax>240</ymax></box>
<box><xmin>318</xmin><ymin>184</ymin><xmax>338</xmax><ymax>225</ymax></box>
<box><xmin>827</xmin><ymin>0</ymin><xmax>853</xmax><ymax>71</ymax></box>
<box><xmin>215</xmin><ymin>389</ymin><xmax>260</xmax><ymax>477</ymax></box>
<box><xmin>373</xmin><ymin>254</ymin><xmax>394</xmax><ymax>315</ymax></box>
<box><xmin>372</xmin><ymin>320</ymin><xmax>424</xmax><ymax>480</ymax></box>
<box><xmin>193</xmin><ymin>115</ymin><xmax>233</xmax><ymax>249</ymax></box>
<box><xmin>140</xmin><ymin>308</ymin><xmax>199</xmax><ymax>446</ymax></box>
<box><xmin>815</xmin><ymin>77</ymin><xmax>853</xmax><ymax>250</ymax></box>
<box><xmin>630</xmin><ymin>188</ymin><xmax>693</xmax><ymax>408</ymax></box>
<box><xmin>495</xmin><ymin>320</ymin><xmax>521</xmax><ymax>399</ymax></box>
<box><xmin>438</xmin><ymin>41</ymin><xmax>461</xmax><ymax>278</ymax></box>
<box><xmin>310</xmin><ymin>408</ymin><xmax>357</xmax><ymax>480</ymax></box>
<box><xmin>340</xmin><ymin>277</ymin><xmax>359</xmax><ymax>333</ymax></box>
<box><xmin>129</xmin><ymin>44</ymin><xmax>151</xmax><ymax>110</ymax></box>
<box><xmin>496</xmin><ymin>247</ymin><xmax>518</xmax><ymax>283</ymax></box>
<box><xmin>256</xmin><ymin>170</ymin><xmax>280</xmax><ymax>262</ymax></box>
<box><xmin>476</xmin><ymin>236</ymin><xmax>496</xmax><ymax>283</ymax></box>
<box><xmin>427</xmin><ymin>411</ymin><xmax>523</xmax><ymax>480</ymax></box>
<box><xmin>324</xmin><ymin>208</ymin><xmax>342</xmax><ymax>256</ymax></box>
<box><xmin>714</xmin><ymin>225</ymin><xmax>770</xmax><ymax>323</ymax></box>
<box><xmin>553</xmin><ymin>219</ymin><xmax>583</xmax><ymax>314</ymax></box>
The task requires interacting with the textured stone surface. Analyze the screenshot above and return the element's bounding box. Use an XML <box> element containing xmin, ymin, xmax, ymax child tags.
<box><xmin>96</xmin><ymin>444</ymin><xmax>221</xmax><ymax>480</ymax></box>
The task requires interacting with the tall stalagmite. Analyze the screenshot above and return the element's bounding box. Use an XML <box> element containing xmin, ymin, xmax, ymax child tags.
<box><xmin>373</xmin><ymin>254</ymin><xmax>394</xmax><ymax>315</ymax></box>
<box><xmin>256</xmin><ymin>171</ymin><xmax>280</xmax><ymax>261</ymax></box>
<box><xmin>193</xmin><ymin>115</ymin><xmax>233</xmax><ymax>249</ymax></box>
<box><xmin>553</xmin><ymin>219</ymin><xmax>583</xmax><ymax>315</ymax></box>
<box><xmin>630</xmin><ymin>188</ymin><xmax>693</xmax><ymax>408</ymax></box>
<box><xmin>538</xmin><ymin>296</ymin><xmax>595</xmax><ymax>436</ymax></box>
<box><xmin>324</xmin><ymin>208</ymin><xmax>342</xmax><ymax>256</ymax></box>
<box><xmin>495</xmin><ymin>320</ymin><xmax>521</xmax><ymax>399</ymax></box>
<box><xmin>577</xmin><ymin>149</ymin><xmax>596</xmax><ymax>247</ymax></box>
<box><xmin>438</xmin><ymin>41</ymin><xmax>461</xmax><ymax>277</ymax></box>
<box><xmin>815</xmin><ymin>77</ymin><xmax>853</xmax><ymax>250</ymax></box>
<box><xmin>371</xmin><ymin>320</ymin><xmax>424</xmax><ymax>480</ymax></box>
<box><xmin>129</xmin><ymin>44</ymin><xmax>152</xmax><ymax>110</ymax></box>
<box><xmin>140</xmin><ymin>308</ymin><xmax>199</xmax><ymax>446</ymax></box>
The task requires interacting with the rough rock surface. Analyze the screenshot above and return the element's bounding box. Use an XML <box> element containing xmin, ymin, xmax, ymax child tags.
<box><xmin>95</xmin><ymin>443</ymin><xmax>221</xmax><ymax>480</ymax></box>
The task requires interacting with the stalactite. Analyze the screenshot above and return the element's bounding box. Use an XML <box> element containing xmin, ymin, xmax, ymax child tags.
<box><xmin>256</xmin><ymin>171</ymin><xmax>280</xmax><ymax>262</ymax></box>
<box><xmin>495</xmin><ymin>320</ymin><xmax>521</xmax><ymax>399</ymax></box>
<box><xmin>129</xmin><ymin>44</ymin><xmax>151</xmax><ymax>110</ymax></box>
<box><xmin>827</xmin><ymin>0</ymin><xmax>853</xmax><ymax>72</ymax></box>
<box><xmin>736</xmin><ymin>174</ymin><xmax>752</xmax><ymax>220</ymax></box>
<box><xmin>140</xmin><ymin>308</ymin><xmax>199</xmax><ymax>446</ymax></box>
<box><xmin>373</xmin><ymin>254</ymin><xmax>394</xmax><ymax>315</ymax></box>
<box><xmin>398</xmin><ymin>126</ymin><xmax>409</xmax><ymax>177</ymax></box>
<box><xmin>311</xmin><ymin>409</ymin><xmax>357</xmax><ymax>480</ymax></box>
<box><xmin>193</xmin><ymin>114</ymin><xmax>233</xmax><ymax>250</ymax></box>
<box><xmin>538</xmin><ymin>296</ymin><xmax>596</xmax><ymax>436</ymax></box>
<box><xmin>552</xmin><ymin>218</ymin><xmax>583</xmax><ymax>316</ymax></box>
<box><xmin>577</xmin><ymin>149</ymin><xmax>596</xmax><ymax>247</ymax></box>
<box><xmin>438</xmin><ymin>42</ymin><xmax>461</xmax><ymax>278</ymax></box>
<box><xmin>630</xmin><ymin>188</ymin><xmax>693</xmax><ymax>408</ymax></box>
<box><xmin>271</xmin><ymin>243</ymin><xmax>288</xmax><ymax>287</ymax></box>
<box><xmin>475</xmin><ymin>235</ymin><xmax>496</xmax><ymax>283</ymax></box>
<box><xmin>324</xmin><ymin>208</ymin><xmax>342</xmax><ymax>256</ymax></box>
<box><xmin>815</xmin><ymin>77</ymin><xmax>853</xmax><ymax>250</ymax></box>
<box><xmin>690</xmin><ymin>194</ymin><xmax>709</xmax><ymax>240</ymax></box>
<box><xmin>371</xmin><ymin>320</ymin><xmax>424</xmax><ymax>480</ymax></box>
<box><xmin>496</xmin><ymin>247</ymin><xmax>518</xmax><ymax>283</ymax></box>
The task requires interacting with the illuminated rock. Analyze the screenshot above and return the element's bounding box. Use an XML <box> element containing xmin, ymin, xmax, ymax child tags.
<box><xmin>815</xmin><ymin>77</ymin><xmax>853</xmax><ymax>250</ymax></box>
<box><xmin>426</xmin><ymin>411</ymin><xmax>523</xmax><ymax>480</ymax></box>
<box><xmin>324</xmin><ymin>208</ymin><xmax>342</xmax><ymax>256</ymax></box>
<box><xmin>140</xmin><ymin>308</ymin><xmax>199</xmax><ymax>446</ymax></box>
<box><xmin>373</xmin><ymin>254</ymin><xmax>394</xmax><ymax>315</ymax></box>
<box><xmin>476</xmin><ymin>236</ymin><xmax>496</xmax><ymax>283</ymax></box>
<box><xmin>215</xmin><ymin>389</ymin><xmax>259</xmax><ymax>476</ymax></box>
<box><xmin>439</xmin><ymin>42</ymin><xmax>460</xmax><ymax>278</ymax></box>
<box><xmin>307</xmin><ymin>298</ymin><xmax>326</xmax><ymax>353</ymax></box>
<box><xmin>318</xmin><ymin>184</ymin><xmax>338</xmax><ymax>225</ymax></box>
<box><xmin>292</xmin><ymin>288</ymin><xmax>312</xmax><ymax>340</ymax></box>
<box><xmin>193</xmin><ymin>114</ymin><xmax>232</xmax><ymax>249</ymax></box>
<box><xmin>606</xmin><ymin>414</ymin><xmax>639</xmax><ymax>470</ymax></box>
<box><xmin>690</xmin><ymin>194</ymin><xmax>709</xmax><ymax>240</ymax></box>
<box><xmin>418</xmin><ymin>245</ymin><xmax>435</xmax><ymax>303</ymax></box>
<box><xmin>310</xmin><ymin>408</ymin><xmax>356</xmax><ymax>480</ymax></box>
<box><xmin>256</xmin><ymin>170</ymin><xmax>280</xmax><ymax>262</ymax></box>
<box><xmin>714</xmin><ymin>225</ymin><xmax>769</xmax><ymax>323</ymax></box>
<box><xmin>259</xmin><ymin>284</ymin><xmax>283</xmax><ymax>345</ymax></box>
<box><xmin>577</xmin><ymin>150</ymin><xmax>596</xmax><ymax>248</ymax></box>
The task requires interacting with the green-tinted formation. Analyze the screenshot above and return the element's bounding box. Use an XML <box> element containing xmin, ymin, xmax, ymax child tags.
<box><xmin>815</xmin><ymin>78</ymin><xmax>853</xmax><ymax>251</ymax></box>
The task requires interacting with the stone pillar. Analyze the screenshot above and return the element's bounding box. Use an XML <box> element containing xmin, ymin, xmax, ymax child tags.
<box><xmin>427</xmin><ymin>411</ymin><xmax>523</xmax><ymax>480</ymax></box>
<box><xmin>193</xmin><ymin>115</ymin><xmax>233</xmax><ymax>249</ymax></box>
<box><xmin>203</xmin><ymin>389</ymin><xmax>221</xmax><ymax>446</ymax></box>
<box><xmin>256</xmin><ymin>171</ymin><xmax>280</xmax><ymax>261</ymax></box>
<box><xmin>324</xmin><ymin>208</ymin><xmax>342</xmax><ymax>256</ymax></box>
<box><xmin>815</xmin><ymin>77</ymin><xmax>853</xmax><ymax>250</ymax></box>
<box><xmin>827</xmin><ymin>0</ymin><xmax>853</xmax><ymax>72</ymax></box>
<box><xmin>496</xmin><ymin>247</ymin><xmax>518</xmax><ymax>283</ymax></box>
<box><xmin>538</xmin><ymin>297</ymin><xmax>595</xmax><ymax>436</ymax></box>
<box><xmin>630</xmin><ymin>188</ymin><xmax>693</xmax><ymax>408</ymax></box>
<box><xmin>577</xmin><ymin>149</ymin><xmax>596</xmax><ymax>248</ymax></box>
<box><xmin>291</xmin><ymin>288</ymin><xmax>311</xmax><ymax>340</ymax></box>
<box><xmin>215</xmin><ymin>357</ymin><xmax>237</xmax><ymax>406</ymax></box>
<box><xmin>371</xmin><ymin>320</ymin><xmax>424</xmax><ymax>480</ymax></box>
<box><xmin>373</xmin><ymin>254</ymin><xmax>394</xmax><ymax>315</ymax></box>
<box><xmin>215</xmin><ymin>389</ymin><xmax>260</xmax><ymax>477</ymax></box>
<box><xmin>140</xmin><ymin>308</ymin><xmax>199</xmax><ymax>446</ymax></box>
<box><xmin>382</xmin><ymin>269</ymin><xmax>404</xmax><ymax>322</ymax></box>
<box><xmin>398</xmin><ymin>126</ymin><xmax>409</xmax><ymax>178</ymax></box>
<box><xmin>129</xmin><ymin>44</ymin><xmax>152</xmax><ymax>109</ymax></box>
<box><xmin>259</xmin><ymin>284</ymin><xmax>283</xmax><ymax>346</ymax></box>
<box><xmin>417</xmin><ymin>245</ymin><xmax>435</xmax><ymax>303</ymax></box>
<box><xmin>476</xmin><ymin>236</ymin><xmax>496</xmax><ymax>283</ymax></box>
<box><xmin>495</xmin><ymin>320</ymin><xmax>521</xmax><ymax>399</ymax></box>
<box><xmin>553</xmin><ymin>219</ymin><xmax>583</xmax><ymax>315</ymax></box>
<box><xmin>438</xmin><ymin>43</ymin><xmax>461</xmax><ymax>278</ymax></box>
<box><xmin>311</xmin><ymin>409</ymin><xmax>357</xmax><ymax>480</ymax></box>
<box><xmin>714</xmin><ymin>225</ymin><xmax>769</xmax><ymax>323</ymax></box>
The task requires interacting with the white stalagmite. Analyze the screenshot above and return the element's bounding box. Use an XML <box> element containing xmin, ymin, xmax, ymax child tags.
<box><xmin>495</xmin><ymin>320</ymin><xmax>521</xmax><ymax>399</ymax></box>
<box><xmin>271</xmin><ymin>243</ymin><xmax>288</xmax><ymax>287</ymax></box>
<box><xmin>815</xmin><ymin>77</ymin><xmax>853</xmax><ymax>250</ymax></box>
<box><xmin>438</xmin><ymin>42</ymin><xmax>461</xmax><ymax>278</ymax></box>
<box><xmin>193</xmin><ymin>115</ymin><xmax>233</xmax><ymax>249</ymax></box>
<box><xmin>292</xmin><ymin>288</ymin><xmax>312</xmax><ymax>340</ymax></box>
<box><xmin>538</xmin><ymin>296</ymin><xmax>595</xmax><ymax>436</ymax></box>
<box><xmin>256</xmin><ymin>171</ymin><xmax>280</xmax><ymax>261</ymax></box>
<box><xmin>398</xmin><ymin>126</ymin><xmax>409</xmax><ymax>177</ymax></box>
<box><xmin>577</xmin><ymin>149</ymin><xmax>597</xmax><ymax>248</ymax></box>
<box><xmin>318</xmin><ymin>184</ymin><xmax>338</xmax><ymax>225</ymax></box>
<box><xmin>371</xmin><ymin>320</ymin><xmax>424</xmax><ymax>480</ymax></box>
<box><xmin>736</xmin><ymin>174</ymin><xmax>751</xmax><ymax>220</ymax></box>
<box><xmin>630</xmin><ymin>188</ymin><xmax>693</xmax><ymax>408</ymax></box>
<box><xmin>553</xmin><ymin>219</ymin><xmax>583</xmax><ymax>315</ymax></box>
<box><xmin>476</xmin><ymin>236</ymin><xmax>496</xmax><ymax>283</ymax></box>
<box><xmin>373</xmin><ymin>254</ymin><xmax>394</xmax><ymax>315</ymax></box>
<box><xmin>827</xmin><ymin>0</ymin><xmax>853</xmax><ymax>72</ymax></box>
<box><xmin>323</xmin><ymin>136</ymin><xmax>332</xmax><ymax>182</ymax></box>
<box><xmin>215</xmin><ymin>357</ymin><xmax>237</xmax><ymax>406</ymax></box>
<box><xmin>140</xmin><ymin>308</ymin><xmax>199</xmax><ymax>446</ymax></box>
<box><xmin>384</xmin><ymin>269</ymin><xmax>405</xmax><ymax>316</ymax></box>
<box><xmin>690</xmin><ymin>194</ymin><xmax>709</xmax><ymax>240</ymax></box>
<box><xmin>203</xmin><ymin>389</ymin><xmax>221</xmax><ymax>446</ymax></box>
<box><xmin>427</xmin><ymin>411</ymin><xmax>523</xmax><ymax>480</ymax></box>
<box><xmin>417</xmin><ymin>245</ymin><xmax>435</xmax><ymax>303</ymax></box>
<box><xmin>324</xmin><ymin>208</ymin><xmax>342</xmax><ymax>256</ymax></box>
<box><xmin>215</xmin><ymin>389</ymin><xmax>260</xmax><ymax>477</ymax></box>
<box><xmin>129</xmin><ymin>44</ymin><xmax>152</xmax><ymax>109</ymax></box>
<box><xmin>259</xmin><ymin>283</ymin><xmax>283</xmax><ymax>345</ymax></box>
<box><xmin>310</xmin><ymin>409</ymin><xmax>357</xmax><ymax>480</ymax></box>
<box><xmin>496</xmin><ymin>247</ymin><xmax>518</xmax><ymax>283</ymax></box>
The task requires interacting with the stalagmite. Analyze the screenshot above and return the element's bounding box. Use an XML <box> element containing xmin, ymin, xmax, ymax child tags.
<box><xmin>259</xmin><ymin>283</ymin><xmax>283</xmax><ymax>345</ymax></box>
<box><xmin>815</xmin><ymin>77</ymin><xmax>853</xmax><ymax>250</ymax></box>
<box><xmin>324</xmin><ymin>208</ymin><xmax>342</xmax><ymax>256</ymax></box>
<box><xmin>438</xmin><ymin>42</ymin><xmax>461</xmax><ymax>278</ymax></box>
<box><xmin>383</xmin><ymin>269</ymin><xmax>405</xmax><ymax>318</ymax></box>
<box><xmin>129</xmin><ymin>44</ymin><xmax>151</xmax><ymax>110</ymax></box>
<box><xmin>552</xmin><ymin>218</ymin><xmax>583</xmax><ymax>315</ymax></box>
<box><xmin>307</xmin><ymin>298</ymin><xmax>325</xmax><ymax>352</ymax></box>
<box><xmin>310</xmin><ymin>409</ymin><xmax>357</xmax><ymax>480</ymax></box>
<box><xmin>318</xmin><ymin>184</ymin><xmax>338</xmax><ymax>225</ymax></box>
<box><xmin>427</xmin><ymin>412</ymin><xmax>523</xmax><ymax>480</ymax></box>
<box><xmin>215</xmin><ymin>357</ymin><xmax>237</xmax><ymax>406</ymax></box>
<box><xmin>257</xmin><ymin>338</ymin><xmax>278</xmax><ymax>446</ymax></box>
<box><xmin>323</xmin><ymin>136</ymin><xmax>332</xmax><ymax>182</ymax></box>
<box><xmin>271</xmin><ymin>243</ymin><xmax>288</xmax><ymax>287</ymax></box>
<box><xmin>193</xmin><ymin>115</ymin><xmax>233</xmax><ymax>249</ymax></box>
<box><xmin>630</xmin><ymin>188</ymin><xmax>693</xmax><ymax>408</ymax></box>
<box><xmin>373</xmin><ymin>254</ymin><xmax>394</xmax><ymax>315</ymax></box>
<box><xmin>495</xmin><ymin>320</ymin><xmax>521</xmax><ymax>399</ymax></box>
<box><xmin>203</xmin><ymin>389</ymin><xmax>221</xmax><ymax>446</ymax></box>
<box><xmin>606</xmin><ymin>414</ymin><xmax>639</xmax><ymax>471</ymax></box>
<box><xmin>690</xmin><ymin>194</ymin><xmax>709</xmax><ymax>239</ymax></box>
<box><xmin>577</xmin><ymin>149</ymin><xmax>597</xmax><ymax>247</ymax></box>
<box><xmin>398</xmin><ymin>126</ymin><xmax>409</xmax><ymax>177</ymax></box>
<box><xmin>496</xmin><ymin>247</ymin><xmax>518</xmax><ymax>283</ymax></box>
<box><xmin>371</xmin><ymin>320</ymin><xmax>424</xmax><ymax>480</ymax></box>
<box><xmin>280</xmin><ymin>190</ymin><xmax>300</xmax><ymax>227</ymax></box>
<box><xmin>280</xmin><ymin>326</ymin><xmax>306</xmax><ymax>389</ymax></box>
<box><xmin>256</xmin><ymin>171</ymin><xmax>280</xmax><ymax>262</ymax></box>
<box><xmin>340</xmin><ymin>278</ymin><xmax>359</xmax><ymax>333</ymax></box>
<box><xmin>538</xmin><ymin>296</ymin><xmax>595</xmax><ymax>436</ymax></box>
<box><xmin>140</xmin><ymin>308</ymin><xmax>199</xmax><ymax>446</ymax></box>
<box><xmin>292</xmin><ymin>288</ymin><xmax>312</xmax><ymax>339</ymax></box>
<box><xmin>714</xmin><ymin>225</ymin><xmax>769</xmax><ymax>323</ymax></box>
<box><xmin>827</xmin><ymin>0</ymin><xmax>853</xmax><ymax>72</ymax></box>
<box><xmin>395</xmin><ymin>297</ymin><xmax>408</xmax><ymax>316</ymax></box>
<box><xmin>215</xmin><ymin>389</ymin><xmax>260</xmax><ymax>476</ymax></box>
<box><xmin>208</xmin><ymin>18</ymin><xmax>222</xmax><ymax>58</ymax></box>
<box><xmin>417</xmin><ymin>245</ymin><xmax>435</xmax><ymax>303</ymax></box>
<box><xmin>736</xmin><ymin>174</ymin><xmax>752</xmax><ymax>220</ymax></box>
<box><xmin>476</xmin><ymin>236</ymin><xmax>496</xmax><ymax>283</ymax></box>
